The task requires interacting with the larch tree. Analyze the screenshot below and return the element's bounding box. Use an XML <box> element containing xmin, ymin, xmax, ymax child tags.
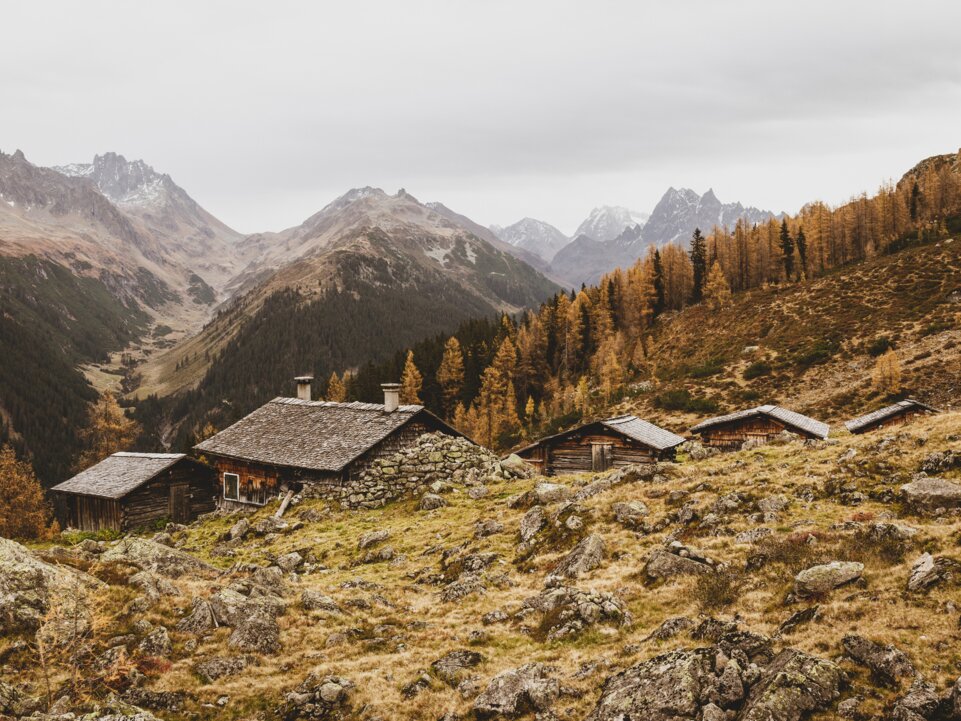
<box><xmin>703</xmin><ymin>261</ymin><xmax>732</xmax><ymax>311</ymax></box>
<box><xmin>326</xmin><ymin>372</ymin><xmax>347</xmax><ymax>402</ymax></box>
<box><xmin>0</xmin><ymin>446</ymin><xmax>54</xmax><ymax>539</ymax></box>
<box><xmin>400</xmin><ymin>350</ymin><xmax>423</xmax><ymax>404</ymax></box>
<box><xmin>872</xmin><ymin>349</ymin><xmax>902</xmax><ymax>396</ymax></box>
<box><xmin>436</xmin><ymin>336</ymin><xmax>465</xmax><ymax>418</ymax></box>
<box><xmin>75</xmin><ymin>393</ymin><xmax>141</xmax><ymax>471</ymax></box>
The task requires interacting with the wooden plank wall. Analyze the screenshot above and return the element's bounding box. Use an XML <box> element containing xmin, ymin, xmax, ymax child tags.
<box><xmin>701</xmin><ymin>417</ymin><xmax>787</xmax><ymax>450</ymax></box>
<box><xmin>520</xmin><ymin>430</ymin><xmax>657</xmax><ymax>476</ymax></box>
<box><xmin>855</xmin><ymin>408</ymin><xmax>928</xmax><ymax>434</ymax></box>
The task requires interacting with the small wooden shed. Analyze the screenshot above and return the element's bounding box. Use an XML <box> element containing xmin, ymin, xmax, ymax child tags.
<box><xmin>690</xmin><ymin>404</ymin><xmax>829</xmax><ymax>451</ymax></box>
<box><xmin>51</xmin><ymin>452</ymin><xmax>216</xmax><ymax>532</ymax></box>
<box><xmin>514</xmin><ymin>414</ymin><xmax>686</xmax><ymax>476</ymax></box>
<box><xmin>844</xmin><ymin>399</ymin><xmax>940</xmax><ymax>434</ymax></box>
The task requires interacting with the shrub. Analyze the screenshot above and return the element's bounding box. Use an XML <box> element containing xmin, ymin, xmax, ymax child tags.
<box><xmin>686</xmin><ymin>357</ymin><xmax>726</xmax><ymax>379</ymax></box>
<box><xmin>654</xmin><ymin>390</ymin><xmax>718</xmax><ymax>414</ymax></box>
<box><xmin>867</xmin><ymin>336</ymin><xmax>894</xmax><ymax>357</ymax></box>
<box><xmin>796</xmin><ymin>339</ymin><xmax>839</xmax><ymax>367</ymax></box>
<box><xmin>743</xmin><ymin>361</ymin><xmax>772</xmax><ymax>380</ymax></box>
<box><xmin>692</xmin><ymin>569</ymin><xmax>744</xmax><ymax>612</ymax></box>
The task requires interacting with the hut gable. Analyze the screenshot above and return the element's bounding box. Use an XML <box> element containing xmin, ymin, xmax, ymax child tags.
<box><xmin>691</xmin><ymin>404</ymin><xmax>829</xmax><ymax>440</ymax></box>
<box><xmin>194</xmin><ymin>398</ymin><xmax>460</xmax><ymax>472</ymax></box>
<box><xmin>516</xmin><ymin>414</ymin><xmax>685</xmax><ymax>476</ymax></box>
<box><xmin>52</xmin><ymin>453</ymin><xmax>189</xmax><ymax>499</ymax></box>
<box><xmin>844</xmin><ymin>399</ymin><xmax>940</xmax><ymax>434</ymax></box>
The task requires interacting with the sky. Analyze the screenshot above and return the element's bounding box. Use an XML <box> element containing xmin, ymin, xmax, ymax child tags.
<box><xmin>3</xmin><ymin>1</ymin><xmax>961</xmax><ymax>236</ymax></box>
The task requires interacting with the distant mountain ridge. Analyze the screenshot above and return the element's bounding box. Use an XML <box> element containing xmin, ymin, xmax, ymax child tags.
<box><xmin>489</xmin><ymin>217</ymin><xmax>569</xmax><ymax>262</ymax></box>
<box><xmin>574</xmin><ymin>205</ymin><xmax>649</xmax><ymax>242</ymax></box>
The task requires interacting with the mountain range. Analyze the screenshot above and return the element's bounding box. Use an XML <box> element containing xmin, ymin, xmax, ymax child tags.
<box><xmin>491</xmin><ymin>190</ymin><xmax>775</xmax><ymax>287</ymax></box>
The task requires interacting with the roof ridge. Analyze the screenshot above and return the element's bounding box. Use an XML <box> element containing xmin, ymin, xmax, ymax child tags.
<box><xmin>112</xmin><ymin>451</ymin><xmax>185</xmax><ymax>458</ymax></box>
<box><xmin>270</xmin><ymin>397</ymin><xmax>423</xmax><ymax>412</ymax></box>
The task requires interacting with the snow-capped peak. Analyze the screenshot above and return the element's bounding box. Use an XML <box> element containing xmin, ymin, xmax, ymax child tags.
<box><xmin>490</xmin><ymin>216</ymin><xmax>569</xmax><ymax>262</ymax></box>
<box><xmin>573</xmin><ymin>206</ymin><xmax>648</xmax><ymax>243</ymax></box>
<box><xmin>53</xmin><ymin>152</ymin><xmax>171</xmax><ymax>208</ymax></box>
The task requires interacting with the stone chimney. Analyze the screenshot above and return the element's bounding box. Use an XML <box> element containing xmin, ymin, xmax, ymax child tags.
<box><xmin>295</xmin><ymin>375</ymin><xmax>313</xmax><ymax>401</ymax></box>
<box><xmin>382</xmin><ymin>383</ymin><xmax>401</xmax><ymax>413</ymax></box>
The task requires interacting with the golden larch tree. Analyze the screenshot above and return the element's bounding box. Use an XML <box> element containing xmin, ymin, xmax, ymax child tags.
<box><xmin>703</xmin><ymin>261</ymin><xmax>732</xmax><ymax>310</ymax></box>
<box><xmin>75</xmin><ymin>393</ymin><xmax>141</xmax><ymax>471</ymax></box>
<box><xmin>436</xmin><ymin>336</ymin><xmax>465</xmax><ymax>418</ymax></box>
<box><xmin>400</xmin><ymin>350</ymin><xmax>423</xmax><ymax>404</ymax></box>
<box><xmin>326</xmin><ymin>372</ymin><xmax>347</xmax><ymax>402</ymax></box>
<box><xmin>872</xmin><ymin>349</ymin><xmax>902</xmax><ymax>396</ymax></box>
<box><xmin>0</xmin><ymin>445</ymin><xmax>55</xmax><ymax>539</ymax></box>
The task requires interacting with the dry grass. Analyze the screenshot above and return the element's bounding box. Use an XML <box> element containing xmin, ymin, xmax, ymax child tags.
<box><xmin>9</xmin><ymin>412</ymin><xmax>961</xmax><ymax>719</ymax></box>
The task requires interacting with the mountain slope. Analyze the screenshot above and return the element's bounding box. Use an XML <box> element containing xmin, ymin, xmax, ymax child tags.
<box><xmin>490</xmin><ymin>217</ymin><xmax>569</xmax><ymax>262</ymax></box>
<box><xmin>639</xmin><ymin>187</ymin><xmax>773</xmax><ymax>248</ymax></box>
<box><xmin>134</xmin><ymin>187</ymin><xmax>559</xmax><ymax>433</ymax></box>
<box><xmin>54</xmin><ymin>153</ymin><xmax>245</xmax><ymax>294</ymax></box>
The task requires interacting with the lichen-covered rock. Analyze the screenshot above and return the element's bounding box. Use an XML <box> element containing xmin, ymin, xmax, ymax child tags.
<box><xmin>611</xmin><ymin>501</ymin><xmax>649</xmax><ymax>527</ymax></box>
<box><xmin>100</xmin><ymin>537</ymin><xmax>216</xmax><ymax>578</ymax></box>
<box><xmin>431</xmin><ymin>649</ymin><xmax>483</xmax><ymax>686</ymax></box>
<box><xmin>901</xmin><ymin>476</ymin><xmax>961</xmax><ymax>512</ymax></box>
<box><xmin>643</xmin><ymin>616</ymin><xmax>694</xmax><ymax>642</ymax></box>
<box><xmin>533</xmin><ymin>482</ymin><xmax>570</xmax><ymax>505</ymax></box>
<box><xmin>738</xmin><ymin>648</ymin><xmax>843</xmax><ymax>721</ymax></box>
<box><xmin>0</xmin><ymin>537</ymin><xmax>103</xmax><ymax>636</ymax></box>
<box><xmin>276</xmin><ymin>552</ymin><xmax>304</xmax><ymax>573</ymax></box>
<box><xmin>644</xmin><ymin>543</ymin><xmax>716</xmax><ymax>581</ymax></box>
<box><xmin>129</xmin><ymin>571</ymin><xmax>180</xmax><ymax>603</ymax></box>
<box><xmin>195</xmin><ymin>655</ymin><xmax>249</xmax><ymax>683</ymax></box>
<box><xmin>228</xmin><ymin>611</ymin><xmax>281</xmax><ymax>654</ymax></box>
<box><xmin>475</xmin><ymin>519</ymin><xmax>504</xmax><ymax>538</ymax></box>
<box><xmin>842</xmin><ymin>635</ymin><xmax>915</xmax><ymax>685</ymax></box>
<box><xmin>523</xmin><ymin>584</ymin><xmax>631</xmax><ymax>640</ymax></box>
<box><xmin>176</xmin><ymin>597</ymin><xmax>219</xmax><ymax>634</ymax></box>
<box><xmin>473</xmin><ymin>663</ymin><xmax>559</xmax><ymax>718</ymax></box>
<box><xmin>301</xmin><ymin>590</ymin><xmax>342</xmax><ymax>614</ymax></box>
<box><xmin>794</xmin><ymin>561</ymin><xmax>863</xmax><ymax>597</ymax></box>
<box><xmin>519</xmin><ymin>506</ymin><xmax>547</xmax><ymax>544</ymax></box>
<box><xmin>549</xmin><ymin>533</ymin><xmax>605</xmax><ymax>579</ymax></box>
<box><xmin>137</xmin><ymin>626</ymin><xmax>172</xmax><ymax>657</ymax></box>
<box><xmin>906</xmin><ymin>553</ymin><xmax>959</xmax><ymax>592</ymax></box>
<box><xmin>227</xmin><ymin>517</ymin><xmax>250</xmax><ymax>541</ymax></box>
<box><xmin>357</xmin><ymin>529</ymin><xmax>390</xmax><ymax>550</ymax></box>
<box><xmin>420</xmin><ymin>493</ymin><xmax>447</xmax><ymax>511</ymax></box>
<box><xmin>888</xmin><ymin>676</ymin><xmax>940</xmax><ymax>720</ymax></box>
<box><xmin>278</xmin><ymin>673</ymin><xmax>354</xmax><ymax>721</ymax></box>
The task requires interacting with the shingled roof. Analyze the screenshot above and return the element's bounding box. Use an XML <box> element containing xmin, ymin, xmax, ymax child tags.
<box><xmin>690</xmin><ymin>405</ymin><xmax>830</xmax><ymax>439</ymax></box>
<box><xmin>844</xmin><ymin>399</ymin><xmax>940</xmax><ymax>433</ymax></box>
<box><xmin>517</xmin><ymin>414</ymin><xmax>685</xmax><ymax>454</ymax></box>
<box><xmin>194</xmin><ymin>398</ymin><xmax>460</xmax><ymax>472</ymax></box>
<box><xmin>52</xmin><ymin>452</ymin><xmax>189</xmax><ymax>500</ymax></box>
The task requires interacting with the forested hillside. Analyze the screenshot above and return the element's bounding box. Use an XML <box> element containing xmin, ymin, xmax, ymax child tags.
<box><xmin>338</xmin><ymin>150</ymin><xmax>961</xmax><ymax>450</ymax></box>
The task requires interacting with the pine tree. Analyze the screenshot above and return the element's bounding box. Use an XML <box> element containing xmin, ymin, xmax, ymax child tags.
<box><xmin>652</xmin><ymin>248</ymin><xmax>666</xmax><ymax>314</ymax></box>
<box><xmin>703</xmin><ymin>261</ymin><xmax>732</xmax><ymax>310</ymax></box>
<box><xmin>689</xmin><ymin>228</ymin><xmax>708</xmax><ymax>301</ymax></box>
<box><xmin>872</xmin><ymin>349</ymin><xmax>902</xmax><ymax>396</ymax></box>
<box><xmin>75</xmin><ymin>393</ymin><xmax>141</xmax><ymax>471</ymax></box>
<box><xmin>326</xmin><ymin>372</ymin><xmax>347</xmax><ymax>402</ymax></box>
<box><xmin>437</xmin><ymin>336</ymin><xmax>465</xmax><ymax>418</ymax></box>
<box><xmin>779</xmin><ymin>219</ymin><xmax>795</xmax><ymax>281</ymax></box>
<box><xmin>795</xmin><ymin>226</ymin><xmax>808</xmax><ymax>280</ymax></box>
<box><xmin>0</xmin><ymin>446</ymin><xmax>55</xmax><ymax>539</ymax></box>
<box><xmin>400</xmin><ymin>350</ymin><xmax>423</xmax><ymax>404</ymax></box>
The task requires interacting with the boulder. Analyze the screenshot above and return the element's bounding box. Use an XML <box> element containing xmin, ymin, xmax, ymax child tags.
<box><xmin>611</xmin><ymin>501</ymin><xmax>649</xmax><ymax>527</ymax></box>
<box><xmin>738</xmin><ymin>648</ymin><xmax>843</xmax><ymax>721</ymax></box>
<box><xmin>533</xmin><ymin>482</ymin><xmax>570</xmax><ymax>505</ymax></box>
<box><xmin>137</xmin><ymin>626</ymin><xmax>172</xmax><ymax>657</ymax></box>
<box><xmin>518</xmin><ymin>506</ymin><xmax>547</xmax><ymax>544</ymax></box>
<box><xmin>901</xmin><ymin>477</ymin><xmax>961</xmax><ymax>512</ymax></box>
<box><xmin>867</xmin><ymin>522</ymin><xmax>918</xmax><ymax>542</ymax></box>
<box><xmin>277</xmin><ymin>674</ymin><xmax>353</xmax><ymax>721</ymax></box>
<box><xmin>100</xmin><ymin>537</ymin><xmax>216</xmax><ymax>578</ymax></box>
<box><xmin>420</xmin><ymin>493</ymin><xmax>448</xmax><ymax>511</ymax></box>
<box><xmin>0</xmin><ymin>537</ymin><xmax>103</xmax><ymax>636</ymax></box>
<box><xmin>550</xmin><ymin>534</ymin><xmax>605</xmax><ymax>579</ymax></box>
<box><xmin>431</xmin><ymin>649</ymin><xmax>483</xmax><ymax>686</ymax></box>
<box><xmin>195</xmin><ymin>655</ymin><xmax>249</xmax><ymax>683</ymax></box>
<box><xmin>888</xmin><ymin>676</ymin><xmax>940</xmax><ymax>720</ymax></box>
<box><xmin>228</xmin><ymin>611</ymin><xmax>281</xmax><ymax>654</ymax></box>
<box><xmin>253</xmin><ymin>516</ymin><xmax>289</xmax><ymax>536</ymax></box>
<box><xmin>176</xmin><ymin>597</ymin><xmax>219</xmax><ymax>634</ymax></box>
<box><xmin>473</xmin><ymin>663</ymin><xmax>559</xmax><ymax>718</ymax></box>
<box><xmin>500</xmin><ymin>454</ymin><xmax>533</xmax><ymax>478</ymax></box>
<box><xmin>227</xmin><ymin>517</ymin><xmax>250</xmax><ymax>541</ymax></box>
<box><xmin>642</xmin><ymin>616</ymin><xmax>694</xmax><ymax>642</ymax></box>
<box><xmin>276</xmin><ymin>552</ymin><xmax>304</xmax><ymax>573</ymax></box>
<box><xmin>523</xmin><ymin>584</ymin><xmax>631</xmax><ymax>640</ymax></box>
<box><xmin>475</xmin><ymin>519</ymin><xmax>504</xmax><ymax>538</ymax></box>
<box><xmin>301</xmin><ymin>590</ymin><xmax>342</xmax><ymax>614</ymax></box>
<box><xmin>907</xmin><ymin>553</ymin><xmax>959</xmax><ymax>592</ymax></box>
<box><xmin>736</xmin><ymin>527</ymin><xmax>774</xmax><ymax>544</ymax></box>
<box><xmin>644</xmin><ymin>544</ymin><xmax>716</xmax><ymax>581</ymax></box>
<box><xmin>129</xmin><ymin>571</ymin><xmax>179</xmax><ymax>603</ymax></box>
<box><xmin>842</xmin><ymin>635</ymin><xmax>914</xmax><ymax>685</ymax></box>
<box><xmin>757</xmin><ymin>494</ymin><xmax>790</xmax><ymax>514</ymax></box>
<box><xmin>794</xmin><ymin>561</ymin><xmax>863</xmax><ymax>597</ymax></box>
<box><xmin>357</xmin><ymin>529</ymin><xmax>390</xmax><ymax>550</ymax></box>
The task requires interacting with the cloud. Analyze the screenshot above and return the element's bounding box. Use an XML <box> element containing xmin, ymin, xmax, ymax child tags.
<box><xmin>2</xmin><ymin>0</ymin><xmax>959</xmax><ymax>234</ymax></box>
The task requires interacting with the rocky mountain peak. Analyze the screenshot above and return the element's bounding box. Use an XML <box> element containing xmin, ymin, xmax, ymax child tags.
<box><xmin>573</xmin><ymin>205</ymin><xmax>649</xmax><ymax>243</ymax></box>
<box><xmin>491</xmin><ymin>217</ymin><xmax>570</xmax><ymax>262</ymax></box>
<box><xmin>53</xmin><ymin>152</ymin><xmax>175</xmax><ymax>209</ymax></box>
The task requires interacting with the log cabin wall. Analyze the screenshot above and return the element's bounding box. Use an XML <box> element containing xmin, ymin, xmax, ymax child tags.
<box><xmin>519</xmin><ymin>428</ymin><xmax>659</xmax><ymax>476</ymax></box>
<box><xmin>122</xmin><ymin>463</ymin><xmax>217</xmax><ymax>529</ymax></box>
<box><xmin>857</xmin><ymin>407</ymin><xmax>927</xmax><ymax>434</ymax></box>
<box><xmin>64</xmin><ymin>495</ymin><xmax>123</xmax><ymax>532</ymax></box>
<box><xmin>701</xmin><ymin>417</ymin><xmax>788</xmax><ymax>450</ymax></box>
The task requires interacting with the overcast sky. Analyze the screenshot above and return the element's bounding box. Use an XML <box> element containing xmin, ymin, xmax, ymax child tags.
<box><xmin>3</xmin><ymin>1</ymin><xmax>960</xmax><ymax>236</ymax></box>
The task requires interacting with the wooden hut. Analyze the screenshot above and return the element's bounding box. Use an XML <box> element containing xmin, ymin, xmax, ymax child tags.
<box><xmin>690</xmin><ymin>404</ymin><xmax>829</xmax><ymax>451</ymax></box>
<box><xmin>514</xmin><ymin>414</ymin><xmax>685</xmax><ymax>476</ymax></box>
<box><xmin>51</xmin><ymin>453</ymin><xmax>216</xmax><ymax>532</ymax></box>
<box><xmin>844</xmin><ymin>399</ymin><xmax>940</xmax><ymax>434</ymax></box>
<box><xmin>194</xmin><ymin>381</ymin><xmax>464</xmax><ymax>509</ymax></box>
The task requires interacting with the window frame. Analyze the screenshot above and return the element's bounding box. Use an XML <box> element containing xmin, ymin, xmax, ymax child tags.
<box><xmin>223</xmin><ymin>472</ymin><xmax>240</xmax><ymax>501</ymax></box>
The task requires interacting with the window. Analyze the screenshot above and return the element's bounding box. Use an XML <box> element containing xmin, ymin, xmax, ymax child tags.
<box><xmin>223</xmin><ymin>472</ymin><xmax>240</xmax><ymax>501</ymax></box>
